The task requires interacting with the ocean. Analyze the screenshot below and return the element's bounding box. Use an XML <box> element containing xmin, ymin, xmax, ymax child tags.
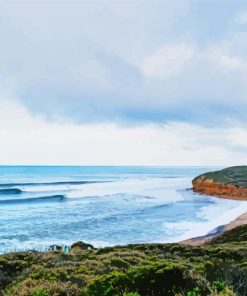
<box><xmin>0</xmin><ymin>166</ymin><xmax>247</xmax><ymax>253</ymax></box>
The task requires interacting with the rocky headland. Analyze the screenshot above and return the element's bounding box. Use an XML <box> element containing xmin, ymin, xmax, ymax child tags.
<box><xmin>192</xmin><ymin>166</ymin><xmax>247</xmax><ymax>200</ymax></box>
<box><xmin>180</xmin><ymin>166</ymin><xmax>247</xmax><ymax>246</ymax></box>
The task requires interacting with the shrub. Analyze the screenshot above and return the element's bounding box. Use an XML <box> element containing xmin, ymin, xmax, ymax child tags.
<box><xmin>32</xmin><ymin>288</ymin><xmax>49</xmax><ymax>296</ymax></box>
<box><xmin>187</xmin><ymin>287</ymin><xmax>201</xmax><ymax>296</ymax></box>
<box><xmin>212</xmin><ymin>281</ymin><xmax>226</xmax><ymax>292</ymax></box>
<box><xmin>84</xmin><ymin>271</ymin><xmax>130</xmax><ymax>296</ymax></box>
<box><xmin>83</xmin><ymin>261</ymin><xmax>204</xmax><ymax>296</ymax></box>
<box><xmin>110</xmin><ymin>258</ymin><xmax>130</xmax><ymax>269</ymax></box>
<box><xmin>5</xmin><ymin>279</ymin><xmax>81</xmax><ymax>296</ymax></box>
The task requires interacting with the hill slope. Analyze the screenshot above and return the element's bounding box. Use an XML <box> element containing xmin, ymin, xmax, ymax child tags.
<box><xmin>1</xmin><ymin>225</ymin><xmax>247</xmax><ymax>296</ymax></box>
<box><xmin>192</xmin><ymin>166</ymin><xmax>247</xmax><ymax>199</ymax></box>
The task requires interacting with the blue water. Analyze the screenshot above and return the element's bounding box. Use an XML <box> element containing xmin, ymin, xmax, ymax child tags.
<box><xmin>0</xmin><ymin>166</ymin><xmax>247</xmax><ymax>253</ymax></box>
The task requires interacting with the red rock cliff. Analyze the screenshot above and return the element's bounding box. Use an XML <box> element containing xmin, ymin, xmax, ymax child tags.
<box><xmin>192</xmin><ymin>166</ymin><xmax>247</xmax><ymax>200</ymax></box>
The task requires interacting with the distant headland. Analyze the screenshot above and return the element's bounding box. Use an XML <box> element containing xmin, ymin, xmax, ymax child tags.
<box><xmin>192</xmin><ymin>166</ymin><xmax>247</xmax><ymax>200</ymax></box>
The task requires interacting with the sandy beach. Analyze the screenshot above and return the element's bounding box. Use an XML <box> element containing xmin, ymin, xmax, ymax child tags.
<box><xmin>180</xmin><ymin>210</ymin><xmax>247</xmax><ymax>246</ymax></box>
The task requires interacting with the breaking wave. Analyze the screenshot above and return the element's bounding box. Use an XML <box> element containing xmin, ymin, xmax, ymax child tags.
<box><xmin>0</xmin><ymin>194</ymin><xmax>65</xmax><ymax>204</ymax></box>
<box><xmin>0</xmin><ymin>180</ymin><xmax>109</xmax><ymax>188</ymax></box>
<box><xmin>0</xmin><ymin>188</ymin><xmax>23</xmax><ymax>194</ymax></box>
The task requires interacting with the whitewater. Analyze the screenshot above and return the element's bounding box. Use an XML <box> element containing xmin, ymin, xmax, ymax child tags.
<box><xmin>0</xmin><ymin>166</ymin><xmax>247</xmax><ymax>253</ymax></box>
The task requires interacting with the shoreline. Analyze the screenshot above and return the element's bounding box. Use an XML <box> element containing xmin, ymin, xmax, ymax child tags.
<box><xmin>2</xmin><ymin>189</ymin><xmax>247</xmax><ymax>253</ymax></box>
<box><xmin>192</xmin><ymin>189</ymin><xmax>247</xmax><ymax>201</ymax></box>
<box><xmin>180</xmin><ymin>209</ymin><xmax>247</xmax><ymax>246</ymax></box>
<box><xmin>3</xmin><ymin>205</ymin><xmax>247</xmax><ymax>254</ymax></box>
<box><xmin>1</xmin><ymin>210</ymin><xmax>247</xmax><ymax>254</ymax></box>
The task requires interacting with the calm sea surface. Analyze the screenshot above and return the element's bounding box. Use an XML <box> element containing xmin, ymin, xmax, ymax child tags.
<box><xmin>0</xmin><ymin>166</ymin><xmax>247</xmax><ymax>253</ymax></box>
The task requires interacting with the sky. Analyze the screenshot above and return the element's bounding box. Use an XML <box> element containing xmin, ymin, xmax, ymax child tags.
<box><xmin>0</xmin><ymin>0</ymin><xmax>247</xmax><ymax>165</ymax></box>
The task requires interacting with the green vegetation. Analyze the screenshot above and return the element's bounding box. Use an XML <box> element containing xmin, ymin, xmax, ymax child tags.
<box><xmin>210</xmin><ymin>224</ymin><xmax>247</xmax><ymax>244</ymax></box>
<box><xmin>193</xmin><ymin>166</ymin><xmax>247</xmax><ymax>187</ymax></box>
<box><xmin>1</xmin><ymin>225</ymin><xmax>247</xmax><ymax>295</ymax></box>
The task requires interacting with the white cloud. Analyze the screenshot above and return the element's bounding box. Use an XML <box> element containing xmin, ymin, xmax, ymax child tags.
<box><xmin>0</xmin><ymin>100</ymin><xmax>246</xmax><ymax>166</ymax></box>
<box><xmin>234</xmin><ymin>11</ymin><xmax>247</xmax><ymax>24</ymax></box>
<box><xmin>1</xmin><ymin>1</ymin><xmax>247</xmax><ymax>166</ymax></box>
<box><xmin>208</xmin><ymin>47</ymin><xmax>247</xmax><ymax>73</ymax></box>
<box><xmin>0</xmin><ymin>1</ymin><xmax>247</xmax><ymax>126</ymax></box>
<box><xmin>226</xmin><ymin>127</ymin><xmax>247</xmax><ymax>147</ymax></box>
<box><xmin>141</xmin><ymin>44</ymin><xmax>195</xmax><ymax>78</ymax></box>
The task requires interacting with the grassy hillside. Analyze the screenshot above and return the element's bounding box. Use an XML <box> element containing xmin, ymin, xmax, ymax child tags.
<box><xmin>210</xmin><ymin>224</ymin><xmax>247</xmax><ymax>244</ymax></box>
<box><xmin>192</xmin><ymin>166</ymin><xmax>247</xmax><ymax>187</ymax></box>
<box><xmin>1</xmin><ymin>225</ymin><xmax>247</xmax><ymax>296</ymax></box>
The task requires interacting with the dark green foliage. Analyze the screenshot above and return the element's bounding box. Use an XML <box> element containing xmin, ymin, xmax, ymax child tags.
<box><xmin>83</xmin><ymin>271</ymin><xmax>130</xmax><ymax>296</ymax></box>
<box><xmin>83</xmin><ymin>261</ymin><xmax>201</xmax><ymax>296</ymax></box>
<box><xmin>187</xmin><ymin>287</ymin><xmax>201</xmax><ymax>296</ymax></box>
<box><xmin>32</xmin><ymin>289</ymin><xmax>49</xmax><ymax>296</ymax></box>
<box><xmin>110</xmin><ymin>257</ymin><xmax>130</xmax><ymax>269</ymax></box>
<box><xmin>212</xmin><ymin>281</ymin><xmax>226</xmax><ymax>292</ymax></box>
<box><xmin>193</xmin><ymin>166</ymin><xmax>247</xmax><ymax>187</ymax></box>
<box><xmin>211</xmin><ymin>224</ymin><xmax>247</xmax><ymax>244</ymax></box>
<box><xmin>1</xmin><ymin>224</ymin><xmax>247</xmax><ymax>295</ymax></box>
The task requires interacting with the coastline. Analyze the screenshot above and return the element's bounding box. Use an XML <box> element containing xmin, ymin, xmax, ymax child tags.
<box><xmin>186</xmin><ymin>166</ymin><xmax>247</xmax><ymax>245</ymax></box>
<box><xmin>180</xmin><ymin>209</ymin><xmax>247</xmax><ymax>246</ymax></box>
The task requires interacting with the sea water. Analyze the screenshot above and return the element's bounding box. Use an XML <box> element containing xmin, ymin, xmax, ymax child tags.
<box><xmin>0</xmin><ymin>166</ymin><xmax>247</xmax><ymax>253</ymax></box>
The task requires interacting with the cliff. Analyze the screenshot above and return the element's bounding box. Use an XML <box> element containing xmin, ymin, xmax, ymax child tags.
<box><xmin>192</xmin><ymin>166</ymin><xmax>247</xmax><ymax>200</ymax></box>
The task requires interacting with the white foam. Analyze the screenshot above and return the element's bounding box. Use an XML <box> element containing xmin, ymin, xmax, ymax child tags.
<box><xmin>67</xmin><ymin>178</ymin><xmax>185</xmax><ymax>204</ymax></box>
<box><xmin>20</xmin><ymin>184</ymin><xmax>72</xmax><ymax>192</ymax></box>
<box><xmin>164</xmin><ymin>200</ymin><xmax>247</xmax><ymax>242</ymax></box>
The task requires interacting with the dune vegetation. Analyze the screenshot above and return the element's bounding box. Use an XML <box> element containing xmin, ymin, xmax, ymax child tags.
<box><xmin>0</xmin><ymin>225</ymin><xmax>247</xmax><ymax>296</ymax></box>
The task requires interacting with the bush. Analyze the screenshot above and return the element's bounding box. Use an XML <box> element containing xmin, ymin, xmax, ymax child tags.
<box><xmin>187</xmin><ymin>287</ymin><xmax>200</xmax><ymax>296</ymax></box>
<box><xmin>32</xmin><ymin>289</ymin><xmax>49</xmax><ymax>296</ymax></box>
<box><xmin>5</xmin><ymin>279</ymin><xmax>81</xmax><ymax>296</ymax></box>
<box><xmin>110</xmin><ymin>258</ymin><xmax>130</xmax><ymax>269</ymax></box>
<box><xmin>213</xmin><ymin>281</ymin><xmax>226</xmax><ymax>292</ymax></box>
<box><xmin>84</xmin><ymin>261</ymin><xmax>205</xmax><ymax>296</ymax></box>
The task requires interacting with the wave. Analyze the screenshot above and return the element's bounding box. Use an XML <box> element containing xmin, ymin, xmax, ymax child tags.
<box><xmin>0</xmin><ymin>180</ymin><xmax>110</xmax><ymax>188</ymax></box>
<box><xmin>0</xmin><ymin>188</ymin><xmax>23</xmax><ymax>194</ymax></box>
<box><xmin>0</xmin><ymin>194</ymin><xmax>65</xmax><ymax>204</ymax></box>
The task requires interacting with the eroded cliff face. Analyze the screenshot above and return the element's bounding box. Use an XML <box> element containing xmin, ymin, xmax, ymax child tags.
<box><xmin>192</xmin><ymin>166</ymin><xmax>247</xmax><ymax>200</ymax></box>
<box><xmin>192</xmin><ymin>178</ymin><xmax>247</xmax><ymax>200</ymax></box>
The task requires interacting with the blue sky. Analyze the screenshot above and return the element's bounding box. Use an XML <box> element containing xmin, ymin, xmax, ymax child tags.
<box><xmin>0</xmin><ymin>0</ymin><xmax>247</xmax><ymax>165</ymax></box>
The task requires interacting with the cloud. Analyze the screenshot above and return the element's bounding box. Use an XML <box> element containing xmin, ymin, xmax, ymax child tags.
<box><xmin>0</xmin><ymin>0</ymin><xmax>247</xmax><ymax>126</ymax></box>
<box><xmin>0</xmin><ymin>99</ymin><xmax>246</xmax><ymax>166</ymax></box>
<box><xmin>234</xmin><ymin>11</ymin><xmax>247</xmax><ymax>24</ymax></box>
<box><xmin>141</xmin><ymin>44</ymin><xmax>195</xmax><ymax>78</ymax></box>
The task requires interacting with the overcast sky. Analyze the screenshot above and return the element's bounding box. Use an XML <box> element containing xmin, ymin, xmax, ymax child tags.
<box><xmin>1</xmin><ymin>0</ymin><xmax>247</xmax><ymax>165</ymax></box>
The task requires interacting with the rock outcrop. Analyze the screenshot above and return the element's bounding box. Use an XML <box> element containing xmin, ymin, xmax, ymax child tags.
<box><xmin>71</xmin><ymin>241</ymin><xmax>94</xmax><ymax>254</ymax></box>
<box><xmin>192</xmin><ymin>166</ymin><xmax>247</xmax><ymax>200</ymax></box>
